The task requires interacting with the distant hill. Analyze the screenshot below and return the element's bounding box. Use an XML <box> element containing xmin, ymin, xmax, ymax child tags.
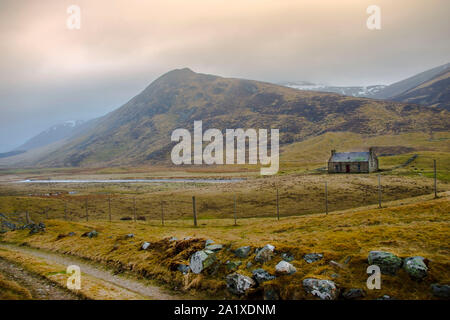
<box><xmin>373</xmin><ymin>62</ymin><xmax>450</xmax><ymax>100</ymax></box>
<box><xmin>17</xmin><ymin>120</ymin><xmax>85</xmax><ymax>151</ymax></box>
<box><xmin>279</xmin><ymin>81</ymin><xmax>386</xmax><ymax>98</ymax></box>
<box><xmin>25</xmin><ymin>68</ymin><xmax>447</xmax><ymax>168</ymax></box>
<box><xmin>389</xmin><ymin>69</ymin><xmax>450</xmax><ymax>110</ymax></box>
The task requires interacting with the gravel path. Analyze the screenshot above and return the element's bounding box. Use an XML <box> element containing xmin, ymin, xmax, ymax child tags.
<box><xmin>0</xmin><ymin>243</ymin><xmax>179</xmax><ymax>300</ymax></box>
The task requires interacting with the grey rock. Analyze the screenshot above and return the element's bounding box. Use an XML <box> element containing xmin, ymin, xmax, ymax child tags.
<box><xmin>205</xmin><ymin>244</ymin><xmax>223</xmax><ymax>251</ymax></box>
<box><xmin>264</xmin><ymin>287</ymin><xmax>280</xmax><ymax>300</ymax></box>
<box><xmin>303</xmin><ymin>278</ymin><xmax>338</xmax><ymax>300</ymax></box>
<box><xmin>126</xmin><ymin>233</ymin><xmax>134</xmax><ymax>239</ymax></box>
<box><xmin>226</xmin><ymin>261</ymin><xmax>242</xmax><ymax>271</ymax></box>
<box><xmin>141</xmin><ymin>242</ymin><xmax>151</xmax><ymax>250</ymax></box>
<box><xmin>183</xmin><ymin>237</ymin><xmax>192</xmax><ymax>240</ymax></box>
<box><xmin>255</xmin><ymin>244</ymin><xmax>275</xmax><ymax>263</ymax></box>
<box><xmin>234</xmin><ymin>246</ymin><xmax>252</xmax><ymax>258</ymax></box>
<box><xmin>403</xmin><ymin>256</ymin><xmax>428</xmax><ymax>279</ymax></box>
<box><xmin>431</xmin><ymin>284</ymin><xmax>450</xmax><ymax>298</ymax></box>
<box><xmin>281</xmin><ymin>252</ymin><xmax>294</xmax><ymax>262</ymax></box>
<box><xmin>377</xmin><ymin>295</ymin><xmax>394</xmax><ymax>300</ymax></box>
<box><xmin>68</xmin><ymin>232</ymin><xmax>76</xmax><ymax>236</ymax></box>
<box><xmin>246</xmin><ymin>262</ymin><xmax>253</xmax><ymax>269</ymax></box>
<box><xmin>275</xmin><ymin>261</ymin><xmax>296</xmax><ymax>275</ymax></box>
<box><xmin>368</xmin><ymin>251</ymin><xmax>402</xmax><ymax>275</ymax></box>
<box><xmin>28</xmin><ymin>223</ymin><xmax>46</xmax><ymax>235</ymax></box>
<box><xmin>205</xmin><ymin>239</ymin><xmax>215</xmax><ymax>246</ymax></box>
<box><xmin>304</xmin><ymin>253</ymin><xmax>323</xmax><ymax>263</ymax></box>
<box><xmin>252</xmin><ymin>268</ymin><xmax>276</xmax><ymax>284</ymax></box>
<box><xmin>226</xmin><ymin>273</ymin><xmax>255</xmax><ymax>295</ymax></box>
<box><xmin>81</xmin><ymin>230</ymin><xmax>98</xmax><ymax>238</ymax></box>
<box><xmin>169</xmin><ymin>236</ymin><xmax>178</xmax><ymax>242</ymax></box>
<box><xmin>177</xmin><ymin>264</ymin><xmax>190</xmax><ymax>274</ymax></box>
<box><xmin>190</xmin><ymin>250</ymin><xmax>216</xmax><ymax>274</ymax></box>
<box><xmin>342</xmin><ymin>288</ymin><xmax>366</xmax><ymax>300</ymax></box>
<box><xmin>1</xmin><ymin>221</ymin><xmax>16</xmax><ymax>231</ymax></box>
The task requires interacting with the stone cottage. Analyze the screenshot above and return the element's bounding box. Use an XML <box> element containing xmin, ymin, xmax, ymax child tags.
<box><xmin>328</xmin><ymin>148</ymin><xmax>378</xmax><ymax>173</ymax></box>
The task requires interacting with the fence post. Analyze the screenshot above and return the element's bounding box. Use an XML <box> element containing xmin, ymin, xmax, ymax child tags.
<box><xmin>192</xmin><ymin>196</ymin><xmax>197</xmax><ymax>227</ymax></box>
<box><xmin>85</xmin><ymin>198</ymin><xmax>89</xmax><ymax>222</ymax></box>
<box><xmin>25</xmin><ymin>211</ymin><xmax>30</xmax><ymax>224</ymax></box>
<box><xmin>234</xmin><ymin>194</ymin><xmax>237</xmax><ymax>226</ymax></box>
<box><xmin>108</xmin><ymin>195</ymin><xmax>112</xmax><ymax>222</ymax></box>
<box><xmin>276</xmin><ymin>188</ymin><xmax>280</xmax><ymax>220</ymax></box>
<box><xmin>325</xmin><ymin>182</ymin><xmax>328</xmax><ymax>215</ymax></box>
<box><xmin>434</xmin><ymin>159</ymin><xmax>437</xmax><ymax>198</ymax></box>
<box><xmin>161</xmin><ymin>200</ymin><xmax>165</xmax><ymax>226</ymax></box>
<box><xmin>378</xmin><ymin>174</ymin><xmax>382</xmax><ymax>209</ymax></box>
<box><xmin>133</xmin><ymin>197</ymin><xmax>137</xmax><ymax>222</ymax></box>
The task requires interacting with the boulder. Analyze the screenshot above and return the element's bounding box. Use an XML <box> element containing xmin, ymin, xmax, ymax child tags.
<box><xmin>226</xmin><ymin>261</ymin><xmax>242</xmax><ymax>271</ymax></box>
<box><xmin>264</xmin><ymin>287</ymin><xmax>280</xmax><ymax>300</ymax></box>
<box><xmin>1</xmin><ymin>221</ymin><xmax>16</xmax><ymax>231</ymax></box>
<box><xmin>234</xmin><ymin>246</ymin><xmax>252</xmax><ymax>258</ymax></box>
<box><xmin>255</xmin><ymin>244</ymin><xmax>275</xmax><ymax>263</ymax></box>
<box><xmin>169</xmin><ymin>236</ymin><xmax>178</xmax><ymax>242</ymax></box>
<box><xmin>368</xmin><ymin>251</ymin><xmax>402</xmax><ymax>275</ymax></box>
<box><xmin>246</xmin><ymin>262</ymin><xmax>253</xmax><ymax>269</ymax></box>
<box><xmin>252</xmin><ymin>268</ymin><xmax>276</xmax><ymax>284</ymax></box>
<box><xmin>431</xmin><ymin>284</ymin><xmax>450</xmax><ymax>299</ymax></box>
<box><xmin>68</xmin><ymin>232</ymin><xmax>76</xmax><ymax>237</ymax></box>
<box><xmin>403</xmin><ymin>256</ymin><xmax>428</xmax><ymax>279</ymax></box>
<box><xmin>125</xmin><ymin>233</ymin><xmax>134</xmax><ymax>239</ymax></box>
<box><xmin>81</xmin><ymin>230</ymin><xmax>98</xmax><ymax>238</ymax></box>
<box><xmin>275</xmin><ymin>261</ymin><xmax>296</xmax><ymax>275</ymax></box>
<box><xmin>28</xmin><ymin>223</ymin><xmax>46</xmax><ymax>235</ymax></box>
<box><xmin>342</xmin><ymin>288</ymin><xmax>366</xmax><ymax>300</ymax></box>
<box><xmin>226</xmin><ymin>273</ymin><xmax>255</xmax><ymax>295</ymax></box>
<box><xmin>205</xmin><ymin>239</ymin><xmax>215</xmax><ymax>246</ymax></box>
<box><xmin>304</xmin><ymin>253</ymin><xmax>323</xmax><ymax>264</ymax></box>
<box><xmin>303</xmin><ymin>278</ymin><xmax>338</xmax><ymax>300</ymax></box>
<box><xmin>190</xmin><ymin>250</ymin><xmax>216</xmax><ymax>274</ymax></box>
<box><xmin>377</xmin><ymin>295</ymin><xmax>394</xmax><ymax>300</ymax></box>
<box><xmin>141</xmin><ymin>242</ymin><xmax>151</xmax><ymax>250</ymax></box>
<box><xmin>177</xmin><ymin>264</ymin><xmax>190</xmax><ymax>275</ymax></box>
<box><xmin>281</xmin><ymin>253</ymin><xmax>294</xmax><ymax>262</ymax></box>
<box><xmin>205</xmin><ymin>244</ymin><xmax>223</xmax><ymax>252</ymax></box>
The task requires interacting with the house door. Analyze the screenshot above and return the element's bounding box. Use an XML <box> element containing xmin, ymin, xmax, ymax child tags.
<box><xmin>346</xmin><ymin>165</ymin><xmax>350</xmax><ymax>173</ymax></box>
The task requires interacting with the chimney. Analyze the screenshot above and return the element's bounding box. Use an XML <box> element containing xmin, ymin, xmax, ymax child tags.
<box><xmin>331</xmin><ymin>150</ymin><xmax>336</xmax><ymax>156</ymax></box>
<box><xmin>369</xmin><ymin>147</ymin><xmax>374</xmax><ymax>156</ymax></box>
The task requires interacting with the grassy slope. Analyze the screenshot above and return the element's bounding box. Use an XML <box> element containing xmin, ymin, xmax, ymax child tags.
<box><xmin>0</xmin><ymin>273</ymin><xmax>32</xmax><ymax>300</ymax></box>
<box><xmin>1</xmin><ymin>192</ymin><xmax>449</xmax><ymax>300</ymax></box>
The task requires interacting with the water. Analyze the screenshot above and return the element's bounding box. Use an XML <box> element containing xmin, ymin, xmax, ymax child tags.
<box><xmin>17</xmin><ymin>178</ymin><xmax>244</xmax><ymax>184</ymax></box>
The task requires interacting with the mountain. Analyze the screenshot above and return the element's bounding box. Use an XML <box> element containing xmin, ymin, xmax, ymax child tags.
<box><xmin>389</xmin><ymin>68</ymin><xmax>450</xmax><ymax>110</ymax></box>
<box><xmin>373</xmin><ymin>62</ymin><xmax>450</xmax><ymax>100</ymax></box>
<box><xmin>279</xmin><ymin>81</ymin><xmax>386</xmax><ymax>98</ymax></box>
<box><xmin>26</xmin><ymin>68</ymin><xmax>448</xmax><ymax>167</ymax></box>
<box><xmin>16</xmin><ymin>120</ymin><xmax>85</xmax><ymax>151</ymax></box>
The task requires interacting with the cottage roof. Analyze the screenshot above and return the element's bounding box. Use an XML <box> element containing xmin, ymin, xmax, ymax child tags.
<box><xmin>330</xmin><ymin>152</ymin><xmax>370</xmax><ymax>162</ymax></box>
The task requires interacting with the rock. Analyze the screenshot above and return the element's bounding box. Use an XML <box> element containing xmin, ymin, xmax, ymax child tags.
<box><xmin>234</xmin><ymin>246</ymin><xmax>252</xmax><ymax>258</ymax></box>
<box><xmin>303</xmin><ymin>278</ymin><xmax>338</xmax><ymax>300</ymax></box>
<box><xmin>190</xmin><ymin>250</ymin><xmax>216</xmax><ymax>274</ymax></box>
<box><xmin>68</xmin><ymin>232</ymin><xmax>76</xmax><ymax>236</ymax></box>
<box><xmin>331</xmin><ymin>273</ymin><xmax>339</xmax><ymax>279</ymax></box>
<box><xmin>183</xmin><ymin>237</ymin><xmax>192</xmax><ymax>240</ymax></box>
<box><xmin>264</xmin><ymin>287</ymin><xmax>280</xmax><ymax>300</ymax></box>
<box><xmin>205</xmin><ymin>239</ymin><xmax>215</xmax><ymax>246</ymax></box>
<box><xmin>329</xmin><ymin>260</ymin><xmax>346</xmax><ymax>269</ymax></box>
<box><xmin>431</xmin><ymin>284</ymin><xmax>450</xmax><ymax>298</ymax></box>
<box><xmin>304</xmin><ymin>253</ymin><xmax>323</xmax><ymax>263</ymax></box>
<box><xmin>226</xmin><ymin>261</ymin><xmax>242</xmax><ymax>271</ymax></box>
<box><xmin>126</xmin><ymin>233</ymin><xmax>134</xmax><ymax>239</ymax></box>
<box><xmin>368</xmin><ymin>251</ymin><xmax>402</xmax><ymax>275</ymax></box>
<box><xmin>377</xmin><ymin>295</ymin><xmax>394</xmax><ymax>300</ymax></box>
<box><xmin>275</xmin><ymin>261</ymin><xmax>296</xmax><ymax>275</ymax></box>
<box><xmin>281</xmin><ymin>253</ymin><xmax>294</xmax><ymax>262</ymax></box>
<box><xmin>141</xmin><ymin>242</ymin><xmax>151</xmax><ymax>250</ymax></box>
<box><xmin>342</xmin><ymin>288</ymin><xmax>366</xmax><ymax>300</ymax></box>
<box><xmin>246</xmin><ymin>262</ymin><xmax>253</xmax><ymax>269</ymax></box>
<box><xmin>28</xmin><ymin>223</ymin><xmax>46</xmax><ymax>235</ymax></box>
<box><xmin>169</xmin><ymin>237</ymin><xmax>178</xmax><ymax>242</ymax></box>
<box><xmin>120</xmin><ymin>217</ymin><xmax>132</xmax><ymax>221</ymax></box>
<box><xmin>177</xmin><ymin>264</ymin><xmax>190</xmax><ymax>274</ymax></box>
<box><xmin>81</xmin><ymin>230</ymin><xmax>98</xmax><ymax>238</ymax></box>
<box><xmin>252</xmin><ymin>268</ymin><xmax>276</xmax><ymax>284</ymax></box>
<box><xmin>226</xmin><ymin>273</ymin><xmax>255</xmax><ymax>295</ymax></box>
<box><xmin>403</xmin><ymin>256</ymin><xmax>428</xmax><ymax>279</ymax></box>
<box><xmin>137</xmin><ymin>216</ymin><xmax>146</xmax><ymax>221</ymax></box>
<box><xmin>205</xmin><ymin>244</ymin><xmax>223</xmax><ymax>252</ymax></box>
<box><xmin>255</xmin><ymin>244</ymin><xmax>275</xmax><ymax>263</ymax></box>
<box><xmin>1</xmin><ymin>221</ymin><xmax>16</xmax><ymax>231</ymax></box>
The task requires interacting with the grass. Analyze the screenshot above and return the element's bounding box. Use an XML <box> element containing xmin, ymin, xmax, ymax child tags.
<box><xmin>0</xmin><ymin>273</ymin><xmax>32</xmax><ymax>300</ymax></box>
<box><xmin>1</xmin><ymin>191</ymin><xmax>449</xmax><ymax>300</ymax></box>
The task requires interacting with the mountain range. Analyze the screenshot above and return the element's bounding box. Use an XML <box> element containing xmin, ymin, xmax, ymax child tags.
<box><xmin>1</xmin><ymin>63</ymin><xmax>449</xmax><ymax>168</ymax></box>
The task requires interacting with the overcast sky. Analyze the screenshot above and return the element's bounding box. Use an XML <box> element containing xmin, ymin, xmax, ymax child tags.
<box><xmin>0</xmin><ymin>0</ymin><xmax>449</xmax><ymax>152</ymax></box>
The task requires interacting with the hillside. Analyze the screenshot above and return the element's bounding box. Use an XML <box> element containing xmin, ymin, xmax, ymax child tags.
<box><xmin>280</xmin><ymin>81</ymin><xmax>386</xmax><ymax>98</ymax></box>
<box><xmin>373</xmin><ymin>62</ymin><xmax>449</xmax><ymax>100</ymax></box>
<box><xmin>390</xmin><ymin>69</ymin><xmax>450</xmax><ymax>110</ymax></box>
<box><xmin>7</xmin><ymin>68</ymin><xmax>450</xmax><ymax>167</ymax></box>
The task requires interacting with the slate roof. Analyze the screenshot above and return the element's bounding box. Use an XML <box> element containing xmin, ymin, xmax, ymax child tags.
<box><xmin>330</xmin><ymin>152</ymin><xmax>370</xmax><ymax>162</ymax></box>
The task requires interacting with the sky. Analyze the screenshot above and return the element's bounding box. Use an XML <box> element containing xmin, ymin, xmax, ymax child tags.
<box><xmin>0</xmin><ymin>0</ymin><xmax>449</xmax><ymax>152</ymax></box>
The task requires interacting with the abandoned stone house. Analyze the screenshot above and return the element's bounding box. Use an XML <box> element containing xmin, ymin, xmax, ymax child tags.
<box><xmin>328</xmin><ymin>148</ymin><xmax>379</xmax><ymax>173</ymax></box>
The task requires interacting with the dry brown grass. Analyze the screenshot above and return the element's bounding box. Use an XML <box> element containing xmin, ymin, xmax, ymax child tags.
<box><xmin>1</xmin><ymin>192</ymin><xmax>449</xmax><ymax>300</ymax></box>
<box><xmin>0</xmin><ymin>272</ymin><xmax>32</xmax><ymax>300</ymax></box>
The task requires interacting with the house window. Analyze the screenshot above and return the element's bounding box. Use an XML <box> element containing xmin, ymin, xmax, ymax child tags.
<box><xmin>335</xmin><ymin>165</ymin><xmax>339</xmax><ymax>172</ymax></box>
<box><xmin>358</xmin><ymin>163</ymin><xmax>361</xmax><ymax>172</ymax></box>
